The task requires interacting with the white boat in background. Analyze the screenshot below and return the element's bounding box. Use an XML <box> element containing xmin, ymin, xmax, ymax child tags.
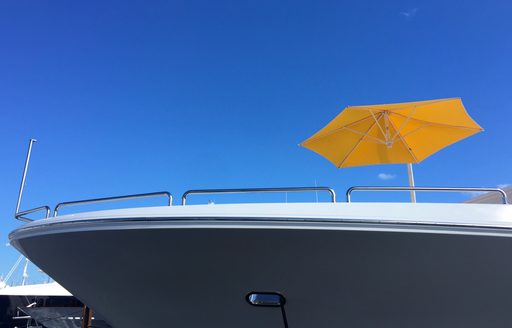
<box><xmin>0</xmin><ymin>278</ymin><xmax>78</xmax><ymax>328</ymax></box>
<box><xmin>0</xmin><ymin>281</ymin><xmax>71</xmax><ymax>299</ymax></box>
<box><xmin>0</xmin><ymin>259</ymin><xmax>111</xmax><ymax>328</ymax></box>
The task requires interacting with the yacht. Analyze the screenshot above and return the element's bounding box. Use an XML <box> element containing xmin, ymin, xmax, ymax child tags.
<box><xmin>9</xmin><ymin>140</ymin><xmax>512</xmax><ymax>327</ymax></box>
<box><xmin>8</xmin><ymin>186</ymin><xmax>512</xmax><ymax>328</ymax></box>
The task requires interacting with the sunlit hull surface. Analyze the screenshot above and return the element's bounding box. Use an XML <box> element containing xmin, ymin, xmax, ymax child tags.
<box><xmin>9</xmin><ymin>202</ymin><xmax>512</xmax><ymax>328</ymax></box>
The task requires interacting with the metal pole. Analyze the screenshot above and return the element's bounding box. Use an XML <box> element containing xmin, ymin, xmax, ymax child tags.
<box><xmin>21</xmin><ymin>258</ymin><xmax>29</xmax><ymax>286</ymax></box>
<box><xmin>81</xmin><ymin>305</ymin><xmax>93</xmax><ymax>328</ymax></box>
<box><xmin>407</xmin><ymin>163</ymin><xmax>417</xmax><ymax>203</ymax></box>
<box><xmin>16</xmin><ymin>139</ymin><xmax>37</xmax><ymax>215</ymax></box>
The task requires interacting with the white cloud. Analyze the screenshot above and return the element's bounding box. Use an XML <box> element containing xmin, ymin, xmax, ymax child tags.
<box><xmin>467</xmin><ymin>191</ymin><xmax>487</xmax><ymax>198</ymax></box>
<box><xmin>378</xmin><ymin>173</ymin><xmax>396</xmax><ymax>180</ymax></box>
<box><xmin>400</xmin><ymin>8</ymin><xmax>418</xmax><ymax>19</ymax></box>
<box><xmin>464</xmin><ymin>184</ymin><xmax>511</xmax><ymax>199</ymax></box>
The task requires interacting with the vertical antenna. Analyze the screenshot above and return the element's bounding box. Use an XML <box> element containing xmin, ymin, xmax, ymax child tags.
<box><xmin>15</xmin><ymin>139</ymin><xmax>37</xmax><ymax>215</ymax></box>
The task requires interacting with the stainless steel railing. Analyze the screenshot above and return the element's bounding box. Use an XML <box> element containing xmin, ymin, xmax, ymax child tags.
<box><xmin>15</xmin><ymin>206</ymin><xmax>51</xmax><ymax>222</ymax></box>
<box><xmin>181</xmin><ymin>187</ymin><xmax>337</xmax><ymax>205</ymax></box>
<box><xmin>346</xmin><ymin>186</ymin><xmax>509</xmax><ymax>204</ymax></box>
<box><xmin>14</xmin><ymin>139</ymin><xmax>51</xmax><ymax>222</ymax></box>
<box><xmin>14</xmin><ymin>185</ymin><xmax>508</xmax><ymax>222</ymax></box>
<box><xmin>14</xmin><ymin>139</ymin><xmax>509</xmax><ymax>223</ymax></box>
<box><xmin>53</xmin><ymin>191</ymin><xmax>173</xmax><ymax>217</ymax></box>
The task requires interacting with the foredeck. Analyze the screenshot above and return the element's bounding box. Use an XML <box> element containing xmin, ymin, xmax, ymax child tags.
<box><xmin>14</xmin><ymin>186</ymin><xmax>509</xmax><ymax>219</ymax></box>
<box><xmin>10</xmin><ymin>201</ymin><xmax>512</xmax><ymax>244</ymax></box>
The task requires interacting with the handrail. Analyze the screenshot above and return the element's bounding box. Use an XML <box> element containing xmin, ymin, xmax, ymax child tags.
<box><xmin>346</xmin><ymin>186</ymin><xmax>509</xmax><ymax>204</ymax></box>
<box><xmin>14</xmin><ymin>186</ymin><xmax>508</xmax><ymax>221</ymax></box>
<box><xmin>54</xmin><ymin>191</ymin><xmax>173</xmax><ymax>217</ymax></box>
<box><xmin>15</xmin><ymin>206</ymin><xmax>51</xmax><ymax>222</ymax></box>
<box><xmin>182</xmin><ymin>187</ymin><xmax>336</xmax><ymax>205</ymax></box>
<box><xmin>14</xmin><ymin>139</ymin><xmax>51</xmax><ymax>222</ymax></box>
<box><xmin>16</xmin><ymin>139</ymin><xmax>37</xmax><ymax>215</ymax></box>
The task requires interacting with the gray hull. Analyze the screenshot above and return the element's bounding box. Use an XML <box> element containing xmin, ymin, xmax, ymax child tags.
<box><xmin>10</xmin><ymin>216</ymin><xmax>512</xmax><ymax>328</ymax></box>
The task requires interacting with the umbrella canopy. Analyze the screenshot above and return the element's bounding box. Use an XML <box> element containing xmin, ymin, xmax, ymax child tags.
<box><xmin>300</xmin><ymin>98</ymin><xmax>483</xmax><ymax>168</ymax></box>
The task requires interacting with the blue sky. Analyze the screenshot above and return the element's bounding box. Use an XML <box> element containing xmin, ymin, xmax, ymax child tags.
<box><xmin>1</xmin><ymin>0</ymin><xmax>511</xmax><ymax>281</ymax></box>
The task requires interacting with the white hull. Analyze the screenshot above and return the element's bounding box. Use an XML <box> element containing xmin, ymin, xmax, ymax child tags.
<box><xmin>9</xmin><ymin>202</ymin><xmax>512</xmax><ymax>327</ymax></box>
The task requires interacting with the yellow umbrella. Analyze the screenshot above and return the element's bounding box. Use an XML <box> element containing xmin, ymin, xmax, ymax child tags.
<box><xmin>300</xmin><ymin>98</ymin><xmax>483</xmax><ymax>201</ymax></box>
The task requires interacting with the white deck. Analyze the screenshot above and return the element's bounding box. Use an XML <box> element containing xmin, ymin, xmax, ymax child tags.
<box><xmin>0</xmin><ymin>282</ymin><xmax>71</xmax><ymax>296</ymax></box>
<box><xmin>15</xmin><ymin>201</ymin><xmax>512</xmax><ymax>230</ymax></box>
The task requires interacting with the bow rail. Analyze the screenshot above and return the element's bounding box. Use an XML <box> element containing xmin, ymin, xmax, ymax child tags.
<box><xmin>181</xmin><ymin>187</ymin><xmax>337</xmax><ymax>205</ymax></box>
<box><xmin>13</xmin><ymin>139</ymin><xmax>509</xmax><ymax>222</ymax></box>
<box><xmin>54</xmin><ymin>192</ymin><xmax>173</xmax><ymax>217</ymax></box>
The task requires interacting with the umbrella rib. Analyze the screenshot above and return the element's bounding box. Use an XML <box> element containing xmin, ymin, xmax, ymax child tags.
<box><xmin>392</xmin><ymin>112</ymin><xmax>483</xmax><ymax>131</ymax></box>
<box><xmin>348</xmin><ymin>98</ymin><xmax>459</xmax><ymax>112</ymax></box>
<box><xmin>400</xmin><ymin>121</ymin><xmax>482</xmax><ymax>140</ymax></box>
<box><xmin>337</xmin><ymin>115</ymin><xmax>381</xmax><ymax>168</ymax></box>
<box><xmin>370</xmin><ymin>110</ymin><xmax>388</xmax><ymax>141</ymax></box>
<box><xmin>387</xmin><ymin>117</ymin><xmax>419</xmax><ymax>163</ymax></box>
<box><xmin>391</xmin><ymin>106</ymin><xmax>417</xmax><ymax>143</ymax></box>
<box><xmin>400</xmin><ymin>123</ymin><xmax>430</xmax><ymax>140</ymax></box>
<box><xmin>342</xmin><ymin>126</ymin><xmax>386</xmax><ymax>144</ymax></box>
<box><xmin>302</xmin><ymin>115</ymin><xmax>375</xmax><ymax>144</ymax></box>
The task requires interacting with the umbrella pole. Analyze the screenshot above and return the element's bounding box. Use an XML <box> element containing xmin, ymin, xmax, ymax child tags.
<box><xmin>407</xmin><ymin>163</ymin><xmax>417</xmax><ymax>203</ymax></box>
